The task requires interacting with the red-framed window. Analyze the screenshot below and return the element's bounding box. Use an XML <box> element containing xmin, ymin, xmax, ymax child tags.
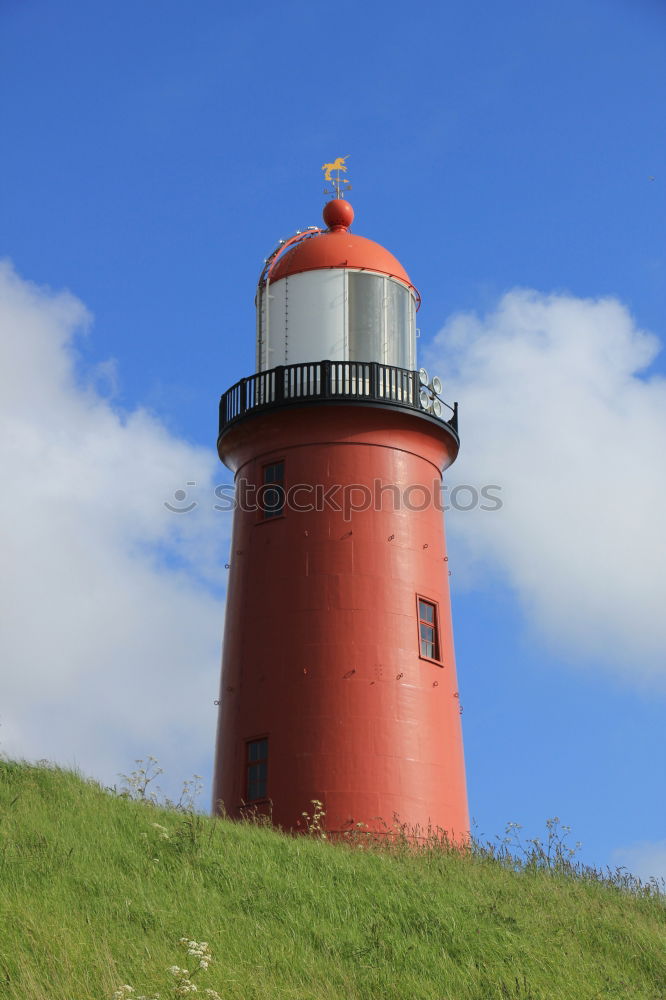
<box><xmin>245</xmin><ymin>737</ymin><xmax>268</xmax><ymax>801</ymax></box>
<box><xmin>261</xmin><ymin>461</ymin><xmax>285</xmax><ymax>519</ymax></box>
<box><xmin>417</xmin><ymin>597</ymin><xmax>440</xmax><ymax>661</ymax></box>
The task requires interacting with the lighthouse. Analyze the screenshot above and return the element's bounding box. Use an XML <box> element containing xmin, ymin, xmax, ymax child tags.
<box><xmin>213</xmin><ymin>186</ymin><xmax>469</xmax><ymax>839</ymax></box>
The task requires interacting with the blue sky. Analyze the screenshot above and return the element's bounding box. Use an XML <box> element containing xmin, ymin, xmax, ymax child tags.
<box><xmin>1</xmin><ymin>0</ymin><xmax>664</xmax><ymax>880</ymax></box>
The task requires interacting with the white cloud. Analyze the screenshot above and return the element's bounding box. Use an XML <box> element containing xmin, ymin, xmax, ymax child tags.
<box><xmin>612</xmin><ymin>840</ymin><xmax>666</xmax><ymax>886</ymax></box>
<box><xmin>0</xmin><ymin>261</ymin><xmax>230</xmax><ymax>794</ymax></box>
<box><xmin>426</xmin><ymin>289</ymin><xmax>666</xmax><ymax>687</ymax></box>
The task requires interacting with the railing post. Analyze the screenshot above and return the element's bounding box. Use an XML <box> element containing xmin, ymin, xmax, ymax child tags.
<box><xmin>275</xmin><ymin>365</ymin><xmax>285</xmax><ymax>404</ymax></box>
<box><xmin>322</xmin><ymin>360</ymin><xmax>331</xmax><ymax>398</ymax></box>
<box><xmin>369</xmin><ymin>362</ymin><xmax>377</xmax><ymax>400</ymax></box>
<box><xmin>451</xmin><ymin>401</ymin><xmax>458</xmax><ymax>433</ymax></box>
<box><xmin>240</xmin><ymin>378</ymin><xmax>247</xmax><ymax>415</ymax></box>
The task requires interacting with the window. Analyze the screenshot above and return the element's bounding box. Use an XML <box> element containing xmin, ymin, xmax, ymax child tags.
<box><xmin>417</xmin><ymin>597</ymin><xmax>440</xmax><ymax>661</ymax></box>
<box><xmin>246</xmin><ymin>738</ymin><xmax>268</xmax><ymax>801</ymax></box>
<box><xmin>261</xmin><ymin>461</ymin><xmax>285</xmax><ymax>519</ymax></box>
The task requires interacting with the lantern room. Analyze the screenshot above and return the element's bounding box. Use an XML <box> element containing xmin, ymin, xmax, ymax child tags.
<box><xmin>255</xmin><ymin>199</ymin><xmax>419</xmax><ymax>373</ymax></box>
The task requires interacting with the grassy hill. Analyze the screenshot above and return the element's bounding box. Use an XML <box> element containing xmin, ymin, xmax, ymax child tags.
<box><xmin>0</xmin><ymin>760</ymin><xmax>664</xmax><ymax>1000</ymax></box>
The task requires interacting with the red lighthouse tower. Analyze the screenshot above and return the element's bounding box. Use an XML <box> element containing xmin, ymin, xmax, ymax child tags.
<box><xmin>213</xmin><ymin>195</ymin><xmax>468</xmax><ymax>839</ymax></box>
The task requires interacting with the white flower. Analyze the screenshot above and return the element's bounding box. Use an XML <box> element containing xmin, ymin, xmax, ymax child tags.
<box><xmin>112</xmin><ymin>987</ymin><xmax>135</xmax><ymax>1000</ymax></box>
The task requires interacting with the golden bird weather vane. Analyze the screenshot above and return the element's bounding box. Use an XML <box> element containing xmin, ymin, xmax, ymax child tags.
<box><xmin>322</xmin><ymin>155</ymin><xmax>351</xmax><ymax>199</ymax></box>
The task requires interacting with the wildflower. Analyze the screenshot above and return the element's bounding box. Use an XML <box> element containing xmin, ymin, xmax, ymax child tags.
<box><xmin>112</xmin><ymin>987</ymin><xmax>135</xmax><ymax>1000</ymax></box>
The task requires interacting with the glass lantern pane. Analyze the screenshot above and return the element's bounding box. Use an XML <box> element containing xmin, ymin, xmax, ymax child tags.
<box><xmin>386</xmin><ymin>281</ymin><xmax>411</xmax><ymax>369</ymax></box>
<box><xmin>348</xmin><ymin>273</ymin><xmax>384</xmax><ymax>363</ymax></box>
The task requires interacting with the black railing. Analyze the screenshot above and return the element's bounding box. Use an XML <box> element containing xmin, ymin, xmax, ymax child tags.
<box><xmin>219</xmin><ymin>360</ymin><xmax>458</xmax><ymax>439</ymax></box>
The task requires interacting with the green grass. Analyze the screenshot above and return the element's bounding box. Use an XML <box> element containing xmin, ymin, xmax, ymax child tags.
<box><xmin>1</xmin><ymin>760</ymin><xmax>664</xmax><ymax>1000</ymax></box>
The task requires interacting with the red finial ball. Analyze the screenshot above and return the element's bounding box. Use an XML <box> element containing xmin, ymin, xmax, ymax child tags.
<box><xmin>323</xmin><ymin>198</ymin><xmax>354</xmax><ymax>231</ymax></box>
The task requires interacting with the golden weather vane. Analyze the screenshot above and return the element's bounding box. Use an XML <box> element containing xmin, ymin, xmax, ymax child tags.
<box><xmin>322</xmin><ymin>155</ymin><xmax>352</xmax><ymax>199</ymax></box>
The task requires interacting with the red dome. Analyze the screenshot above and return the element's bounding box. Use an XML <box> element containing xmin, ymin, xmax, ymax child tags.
<box><xmin>268</xmin><ymin>200</ymin><xmax>413</xmax><ymax>287</ymax></box>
